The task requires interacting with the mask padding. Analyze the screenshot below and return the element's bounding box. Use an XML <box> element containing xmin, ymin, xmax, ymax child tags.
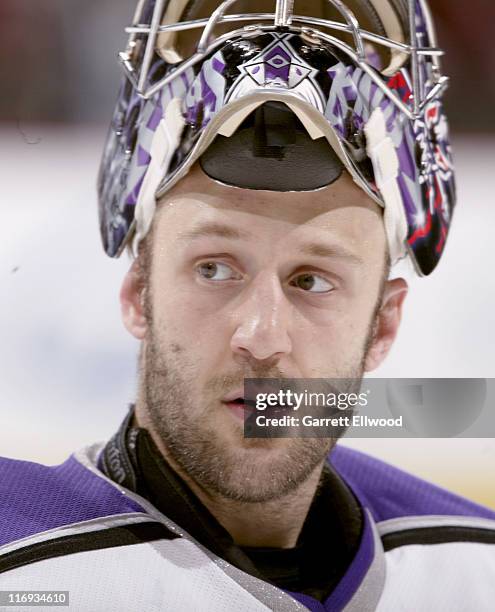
<box><xmin>200</xmin><ymin>102</ymin><xmax>344</xmax><ymax>191</ymax></box>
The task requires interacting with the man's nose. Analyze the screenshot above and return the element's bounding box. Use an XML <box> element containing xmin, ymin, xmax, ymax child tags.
<box><xmin>230</xmin><ymin>272</ymin><xmax>293</xmax><ymax>362</ymax></box>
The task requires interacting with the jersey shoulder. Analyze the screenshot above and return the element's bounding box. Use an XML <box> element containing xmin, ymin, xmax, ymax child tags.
<box><xmin>0</xmin><ymin>449</ymin><xmax>144</xmax><ymax>548</ymax></box>
<box><xmin>329</xmin><ymin>444</ymin><xmax>495</xmax><ymax>523</ymax></box>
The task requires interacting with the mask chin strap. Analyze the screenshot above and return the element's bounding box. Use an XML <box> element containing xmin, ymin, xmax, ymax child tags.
<box><xmin>133</xmin><ymin>98</ymin><xmax>186</xmax><ymax>253</ymax></box>
<box><xmin>364</xmin><ymin>107</ymin><xmax>408</xmax><ymax>265</ymax></box>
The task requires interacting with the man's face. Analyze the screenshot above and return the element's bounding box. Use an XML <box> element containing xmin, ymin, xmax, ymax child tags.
<box><xmin>125</xmin><ymin>165</ymin><xmax>397</xmax><ymax>503</ymax></box>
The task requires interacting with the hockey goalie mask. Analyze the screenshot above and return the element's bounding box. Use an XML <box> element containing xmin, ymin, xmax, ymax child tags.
<box><xmin>98</xmin><ymin>0</ymin><xmax>456</xmax><ymax>276</ymax></box>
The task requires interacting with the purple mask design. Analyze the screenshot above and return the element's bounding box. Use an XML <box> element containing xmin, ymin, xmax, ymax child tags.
<box><xmin>98</xmin><ymin>0</ymin><xmax>455</xmax><ymax>275</ymax></box>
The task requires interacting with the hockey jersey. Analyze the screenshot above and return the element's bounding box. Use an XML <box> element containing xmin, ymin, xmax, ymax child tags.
<box><xmin>1</xmin><ymin>442</ymin><xmax>495</xmax><ymax>611</ymax></box>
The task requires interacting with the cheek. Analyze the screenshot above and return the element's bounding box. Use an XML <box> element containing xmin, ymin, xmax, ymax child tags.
<box><xmin>151</xmin><ymin>284</ymin><xmax>231</xmax><ymax>355</ymax></box>
<box><xmin>292</xmin><ymin>301</ymin><xmax>375</xmax><ymax>369</ymax></box>
<box><xmin>150</xmin><ymin>250</ymin><xmax>241</xmax><ymax>366</ymax></box>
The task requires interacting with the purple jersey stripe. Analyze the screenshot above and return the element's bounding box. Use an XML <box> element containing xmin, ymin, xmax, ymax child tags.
<box><xmin>329</xmin><ymin>445</ymin><xmax>495</xmax><ymax>523</ymax></box>
<box><xmin>284</xmin><ymin>590</ymin><xmax>325</xmax><ymax>611</ymax></box>
<box><xmin>0</xmin><ymin>455</ymin><xmax>145</xmax><ymax>547</ymax></box>
<box><xmin>323</xmin><ymin>509</ymin><xmax>375</xmax><ymax>611</ymax></box>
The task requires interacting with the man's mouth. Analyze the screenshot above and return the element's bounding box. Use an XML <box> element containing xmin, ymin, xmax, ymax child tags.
<box><xmin>222</xmin><ymin>391</ymin><xmax>285</xmax><ymax>421</ymax></box>
<box><xmin>222</xmin><ymin>392</ymin><xmax>255</xmax><ymax>421</ymax></box>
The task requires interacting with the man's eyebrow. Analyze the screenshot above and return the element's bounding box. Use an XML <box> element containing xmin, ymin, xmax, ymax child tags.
<box><xmin>299</xmin><ymin>242</ymin><xmax>364</xmax><ymax>266</ymax></box>
<box><xmin>179</xmin><ymin>223</ymin><xmax>363</xmax><ymax>264</ymax></box>
<box><xmin>178</xmin><ymin>222</ymin><xmax>252</xmax><ymax>241</ymax></box>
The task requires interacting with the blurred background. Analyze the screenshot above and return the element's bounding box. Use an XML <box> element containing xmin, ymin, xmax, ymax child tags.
<box><xmin>1</xmin><ymin>1</ymin><xmax>494</xmax><ymax>508</ymax></box>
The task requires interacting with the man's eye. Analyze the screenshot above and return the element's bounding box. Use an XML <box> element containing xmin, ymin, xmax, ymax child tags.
<box><xmin>290</xmin><ymin>273</ymin><xmax>334</xmax><ymax>293</ymax></box>
<box><xmin>196</xmin><ymin>262</ymin><xmax>240</xmax><ymax>281</ymax></box>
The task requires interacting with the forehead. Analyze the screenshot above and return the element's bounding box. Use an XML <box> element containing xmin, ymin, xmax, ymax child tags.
<box><xmin>153</xmin><ymin>164</ymin><xmax>386</xmax><ymax>257</ymax></box>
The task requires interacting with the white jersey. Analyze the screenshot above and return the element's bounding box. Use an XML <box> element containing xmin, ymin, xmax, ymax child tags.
<box><xmin>0</xmin><ymin>442</ymin><xmax>494</xmax><ymax>611</ymax></box>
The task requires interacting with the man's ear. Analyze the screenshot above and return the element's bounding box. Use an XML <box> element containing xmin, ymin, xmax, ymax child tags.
<box><xmin>120</xmin><ymin>259</ymin><xmax>148</xmax><ymax>340</ymax></box>
<box><xmin>364</xmin><ymin>277</ymin><xmax>408</xmax><ymax>372</ymax></box>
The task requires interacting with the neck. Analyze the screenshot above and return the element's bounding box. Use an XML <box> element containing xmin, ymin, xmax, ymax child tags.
<box><xmin>135</xmin><ymin>406</ymin><xmax>324</xmax><ymax>548</ymax></box>
<box><xmin>193</xmin><ymin>462</ymin><xmax>324</xmax><ymax>548</ymax></box>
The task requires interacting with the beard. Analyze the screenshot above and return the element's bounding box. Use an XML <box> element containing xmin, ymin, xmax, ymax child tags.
<box><xmin>140</xmin><ymin>320</ymin><xmax>374</xmax><ymax>505</ymax></box>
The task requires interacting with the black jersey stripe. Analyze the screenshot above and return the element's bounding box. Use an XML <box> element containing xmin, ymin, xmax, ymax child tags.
<box><xmin>0</xmin><ymin>521</ymin><xmax>179</xmax><ymax>575</ymax></box>
<box><xmin>382</xmin><ymin>525</ymin><xmax>495</xmax><ymax>552</ymax></box>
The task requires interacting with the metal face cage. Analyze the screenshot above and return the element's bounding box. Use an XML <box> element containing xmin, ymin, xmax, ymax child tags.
<box><xmin>98</xmin><ymin>0</ymin><xmax>455</xmax><ymax>276</ymax></box>
<box><xmin>119</xmin><ymin>0</ymin><xmax>447</xmax><ymax>121</ymax></box>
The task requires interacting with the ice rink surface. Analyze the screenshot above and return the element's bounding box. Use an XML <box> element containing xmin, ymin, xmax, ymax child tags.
<box><xmin>1</xmin><ymin>124</ymin><xmax>494</xmax><ymax>507</ymax></box>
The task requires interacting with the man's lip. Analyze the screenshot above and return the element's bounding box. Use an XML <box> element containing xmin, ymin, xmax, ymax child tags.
<box><xmin>222</xmin><ymin>389</ymin><xmax>245</xmax><ymax>403</ymax></box>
